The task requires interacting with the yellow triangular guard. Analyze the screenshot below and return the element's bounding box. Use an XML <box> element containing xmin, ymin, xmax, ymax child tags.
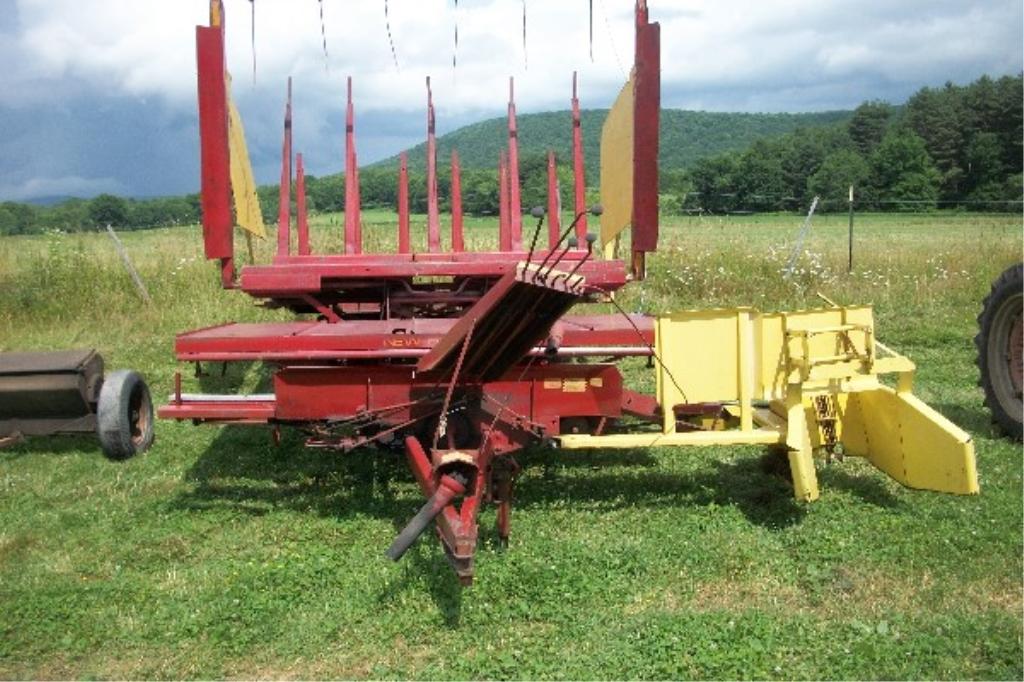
<box><xmin>599</xmin><ymin>76</ymin><xmax>634</xmax><ymax>253</ymax></box>
<box><xmin>839</xmin><ymin>386</ymin><xmax>979</xmax><ymax>495</ymax></box>
<box><xmin>226</xmin><ymin>75</ymin><xmax>266</xmax><ymax>239</ymax></box>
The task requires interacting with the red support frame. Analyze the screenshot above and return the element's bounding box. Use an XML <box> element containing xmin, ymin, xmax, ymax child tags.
<box><xmin>398</xmin><ymin>152</ymin><xmax>411</xmax><ymax>254</ymax></box>
<box><xmin>498</xmin><ymin>150</ymin><xmax>511</xmax><ymax>251</ymax></box>
<box><xmin>195</xmin><ymin>23</ymin><xmax>234</xmax><ymax>287</ymax></box>
<box><xmin>630</xmin><ymin>1</ymin><xmax>660</xmax><ymax>276</ymax></box>
<box><xmin>506</xmin><ymin>78</ymin><xmax>523</xmax><ymax>250</ymax></box>
<box><xmin>571</xmin><ymin>71</ymin><xmax>588</xmax><ymax>242</ymax></box>
<box><xmin>451</xmin><ymin>150</ymin><xmax>465</xmax><ymax>252</ymax></box>
<box><xmin>547</xmin><ymin>151</ymin><xmax>561</xmax><ymax>248</ymax></box>
<box><xmin>426</xmin><ymin>78</ymin><xmax>442</xmax><ymax>253</ymax></box>
<box><xmin>296</xmin><ymin>152</ymin><xmax>310</xmax><ymax>255</ymax></box>
<box><xmin>344</xmin><ymin>77</ymin><xmax>362</xmax><ymax>254</ymax></box>
<box><xmin>277</xmin><ymin>78</ymin><xmax>293</xmax><ymax>258</ymax></box>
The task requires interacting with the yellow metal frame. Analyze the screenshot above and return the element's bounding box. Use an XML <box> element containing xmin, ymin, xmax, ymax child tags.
<box><xmin>559</xmin><ymin>305</ymin><xmax>979</xmax><ymax>502</ymax></box>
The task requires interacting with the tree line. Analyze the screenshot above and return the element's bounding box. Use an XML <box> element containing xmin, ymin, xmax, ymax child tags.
<box><xmin>0</xmin><ymin>194</ymin><xmax>202</xmax><ymax>236</ymax></box>
<box><xmin>682</xmin><ymin>74</ymin><xmax>1022</xmax><ymax>213</ymax></box>
<box><xmin>1</xmin><ymin>73</ymin><xmax>1019</xmax><ymax>236</ymax></box>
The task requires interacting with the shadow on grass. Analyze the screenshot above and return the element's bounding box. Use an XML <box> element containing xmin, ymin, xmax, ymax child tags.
<box><xmin>377</xmin><ymin>541</ymin><xmax>464</xmax><ymax>627</ymax></box>
<box><xmin>516</xmin><ymin>448</ymin><xmax>807</xmax><ymax>529</ymax></box>
<box><xmin>818</xmin><ymin>464</ymin><xmax>903</xmax><ymax>509</ymax></box>
<box><xmin>172</xmin><ymin>426</ymin><xmax>833</xmax><ymax>611</ymax></box>
<box><xmin>177</xmin><ymin>426</ymin><xmax>811</xmax><ymax>529</ymax></box>
<box><xmin>0</xmin><ymin>433</ymin><xmax>103</xmax><ymax>460</ymax></box>
<box><xmin>933</xmin><ymin>401</ymin><xmax>997</xmax><ymax>439</ymax></box>
<box><xmin>172</xmin><ymin>425</ymin><xmax>408</xmax><ymax>522</ymax></box>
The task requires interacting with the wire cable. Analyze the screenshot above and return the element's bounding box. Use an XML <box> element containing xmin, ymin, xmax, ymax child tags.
<box><xmin>318</xmin><ymin>0</ymin><xmax>329</xmax><ymax>70</ymax></box>
<box><xmin>521</xmin><ymin>0</ymin><xmax>528</xmax><ymax>70</ymax></box>
<box><xmin>588</xmin><ymin>284</ymin><xmax>690</xmax><ymax>404</ymax></box>
<box><xmin>249</xmin><ymin>0</ymin><xmax>256</xmax><ymax>85</ymax></box>
<box><xmin>384</xmin><ymin>0</ymin><xmax>400</xmax><ymax>71</ymax></box>
<box><xmin>452</xmin><ymin>0</ymin><xmax>459</xmax><ymax>73</ymax></box>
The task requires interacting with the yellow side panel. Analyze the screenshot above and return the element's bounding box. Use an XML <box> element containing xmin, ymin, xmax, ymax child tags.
<box><xmin>656</xmin><ymin>309</ymin><xmax>751</xmax><ymax>433</ymax></box>
<box><xmin>599</xmin><ymin>77</ymin><xmax>634</xmax><ymax>249</ymax></box>
<box><xmin>841</xmin><ymin>386</ymin><xmax>979</xmax><ymax>495</ymax></box>
<box><xmin>226</xmin><ymin>77</ymin><xmax>266</xmax><ymax>239</ymax></box>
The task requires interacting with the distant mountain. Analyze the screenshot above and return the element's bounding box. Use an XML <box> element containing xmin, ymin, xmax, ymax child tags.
<box><xmin>371</xmin><ymin>108</ymin><xmax>853</xmax><ymax>176</ymax></box>
<box><xmin>22</xmin><ymin>195</ymin><xmax>77</xmax><ymax>207</ymax></box>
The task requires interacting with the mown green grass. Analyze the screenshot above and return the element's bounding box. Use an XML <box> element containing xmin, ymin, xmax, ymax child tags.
<box><xmin>0</xmin><ymin>211</ymin><xmax>1021</xmax><ymax>679</ymax></box>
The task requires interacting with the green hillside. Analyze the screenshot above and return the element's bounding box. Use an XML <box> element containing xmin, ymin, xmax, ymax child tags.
<box><xmin>372</xmin><ymin>108</ymin><xmax>853</xmax><ymax>176</ymax></box>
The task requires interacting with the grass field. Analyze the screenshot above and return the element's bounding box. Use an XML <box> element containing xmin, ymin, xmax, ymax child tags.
<box><xmin>0</xmin><ymin>211</ymin><xmax>1021</xmax><ymax>679</ymax></box>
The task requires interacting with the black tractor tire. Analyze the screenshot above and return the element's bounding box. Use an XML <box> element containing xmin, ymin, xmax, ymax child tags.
<box><xmin>96</xmin><ymin>370</ymin><xmax>155</xmax><ymax>459</ymax></box>
<box><xmin>976</xmin><ymin>263</ymin><xmax>1023</xmax><ymax>440</ymax></box>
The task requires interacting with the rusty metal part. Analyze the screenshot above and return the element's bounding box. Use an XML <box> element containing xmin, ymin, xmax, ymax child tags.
<box><xmin>387</xmin><ymin>470</ymin><xmax>469</xmax><ymax>561</ymax></box>
<box><xmin>0</xmin><ymin>350</ymin><xmax>104</xmax><ymax>436</ymax></box>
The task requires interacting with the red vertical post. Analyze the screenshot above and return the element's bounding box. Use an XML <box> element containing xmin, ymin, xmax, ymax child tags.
<box><xmin>507</xmin><ymin>77</ymin><xmax>522</xmax><ymax>249</ymax></box>
<box><xmin>196</xmin><ymin>20</ymin><xmax>233</xmax><ymax>287</ymax></box>
<box><xmin>426</xmin><ymin>77</ymin><xmax>441</xmax><ymax>253</ymax></box>
<box><xmin>546</xmin><ymin>151</ymin><xmax>561</xmax><ymax>249</ymax></box>
<box><xmin>277</xmin><ymin>77</ymin><xmax>292</xmax><ymax>258</ymax></box>
<box><xmin>296</xmin><ymin>152</ymin><xmax>310</xmax><ymax>255</ymax></box>
<box><xmin>450</xmin><ymin>150</ymin><xmax>465</xmax><ymax>252</ymax></box>
<box><xmin>354</xmin><ymin>155</ymin><xmax>362</xmax><ymax>252</ymax></box>
<box><xmin>571</xmin><ymin>71</ymin><xmax>588</xmax><ymax>242</ymax></box>
<box><xmin>498</xmin><ymin>150</ymin><xmax>511</xmax><ymax>251</ymax></box>
<box><xmin>344</xmin><ymin>76</ymin><xmax>362</xmax><ymax>254</ymax></box>
<box><xmin>398</xmin><ymin>152</ymin><xmax>411</xmax><ymax>254</ymax></box>
<box><xmin>631</xmin><ymin>0</ymin><xmax>660</xmax><ymax>278</ymax></box>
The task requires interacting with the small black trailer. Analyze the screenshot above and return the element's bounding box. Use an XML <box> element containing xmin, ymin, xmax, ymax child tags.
<box><xmin>0</xmin><ymin>349</ymin><xmax>154</xmax><ymax>459</ymax></box>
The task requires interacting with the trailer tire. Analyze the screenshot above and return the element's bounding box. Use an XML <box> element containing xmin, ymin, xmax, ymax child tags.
<box><xmin>976</xmin><ymin>263</ymin><xmax>1023</xmax><ymax>441</ymax></box>
<box><xmin>97</xmin><ymin>370</ymin><xmax>154</xmax><ymax>460</ymax></box>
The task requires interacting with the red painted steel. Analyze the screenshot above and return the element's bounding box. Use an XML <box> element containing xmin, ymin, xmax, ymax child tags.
<box><xmin>277</xmin><ymin>78</ymin><xmax>292</xmax><ymax>257</ymax></box>
<box><xmin>506</xmin><ymin>78</ymin><xmax>522</xmax><ymax>249</ymax></box>
<box><xmin>158</xmin><ymin>398</ymin><xmax>275</xmax><ymax>423</ymax></box>
<box><xmin>344</xmin><ymin>77</ymin><xmax>361</xmax><ymax>254</ymax></box>
<box><xmin>161</xmin><ymin>363</ymin><xmax>625</xmax><ymax>431</ymax></box>
<box><xmin>195</xmin><ymin>25</ymin><xmax>233</xmax><ymax>277</ymax></box>
<box><xmin>631</xmin><ymin>1</ymin><xmax>660</xmax><ymax>267</ymax></box>
<box><xmin>176</xmin><ymin>0</ymin><xmax>670</xmax><ymax>585</ymax></box>
<box><xmin>354</xmin><ymin>159</ymin><xmax>362</xmax><ymax>251</ymax></box>
<box><xmin>451</xmin><ymin>150</ymin><xmax>465</xmax><ymax>252</ymax></box>
<box><xmin>296</xmin><ymin>153</ymin><xmax>310</xmax><ymax>256</ymax></box>
<box><xmin>172</xmin><ymin>314</ymin><xmax>653</xmax><ymax>362</ymax></box>
<box><xmin>571</xmin><ymin>71</ymin><xmax>588</xmax><ymax>242</ymax></box>
<box><xmin>398</xmin><ymin>152</ymin><xmax>411</xmax><ymax>253</ymax></box>
<box><xmin>547</xmin><ymin>151</ymin><xmax>561</xmax><ymax>248</ymax></box>
<box><xmin>426</xmin><ymin>78</ymin><xmax>441</xmax><ymax>253</ymax></box>
<box><xmin>237</xmin><ymin>257</ymin><xmax>628</xmax><ymax>299</ymax></box>
<box><xmin>498</xmin><ymin>150</ymin><xmax>511</xmax><ymax>251</ymax></box>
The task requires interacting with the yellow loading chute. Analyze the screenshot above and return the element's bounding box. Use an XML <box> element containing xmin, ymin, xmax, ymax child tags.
<box><xmin>226</xmin><ymin>75</ymin><xmax>266</xmax><ymax>239</ymax></box>
<box><xmin>599</xmin><ymin>76</ymin><xmax>634</xmax><ymax>258</ymax></box>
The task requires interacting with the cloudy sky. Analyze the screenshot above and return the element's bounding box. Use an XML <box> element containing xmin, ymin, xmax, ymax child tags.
<box><xmin>0</xmin><ymin>0</ymin><xmax>1020</xmax><ymax>201</ymax></box>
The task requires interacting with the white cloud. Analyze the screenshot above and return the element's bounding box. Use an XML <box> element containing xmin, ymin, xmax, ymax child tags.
<box><xmin>5</xmin><ymin>0</ymin><xmax>1016</xmax><ymax>113</ymax></box>
<box><xmin>0</xmin><ymin>0</ymin><xmax>1020</xmax><ymax>199</ymax></box>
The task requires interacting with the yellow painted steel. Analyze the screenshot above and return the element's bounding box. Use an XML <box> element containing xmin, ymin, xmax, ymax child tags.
<box><xmin>209</xmin><ymin>0</ymin><xmax>223</xmax><ymax>27</ymax></box>
<box><xmin>561</xmin><ymin>304</ymin><xmax>979</xmax><ymax>502</ymax></box>
<box><xmin>598</xmin><ymin>77</ymin><xmax>634</xmax><ymax>253</ymax></box>
<box><xmin>839</xmin><ymin>386</ymin><xmax>979</xmax><ymax>494</ymax></box>
<box><xmin>226</xmin><ymin>76</ymin><xmax>266</xmax><ymax>239</ymax></box>
<box><xmin>559</xmin><ymin>429</ymin><xmax>783</xmax><ymax>449</ymax></box>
